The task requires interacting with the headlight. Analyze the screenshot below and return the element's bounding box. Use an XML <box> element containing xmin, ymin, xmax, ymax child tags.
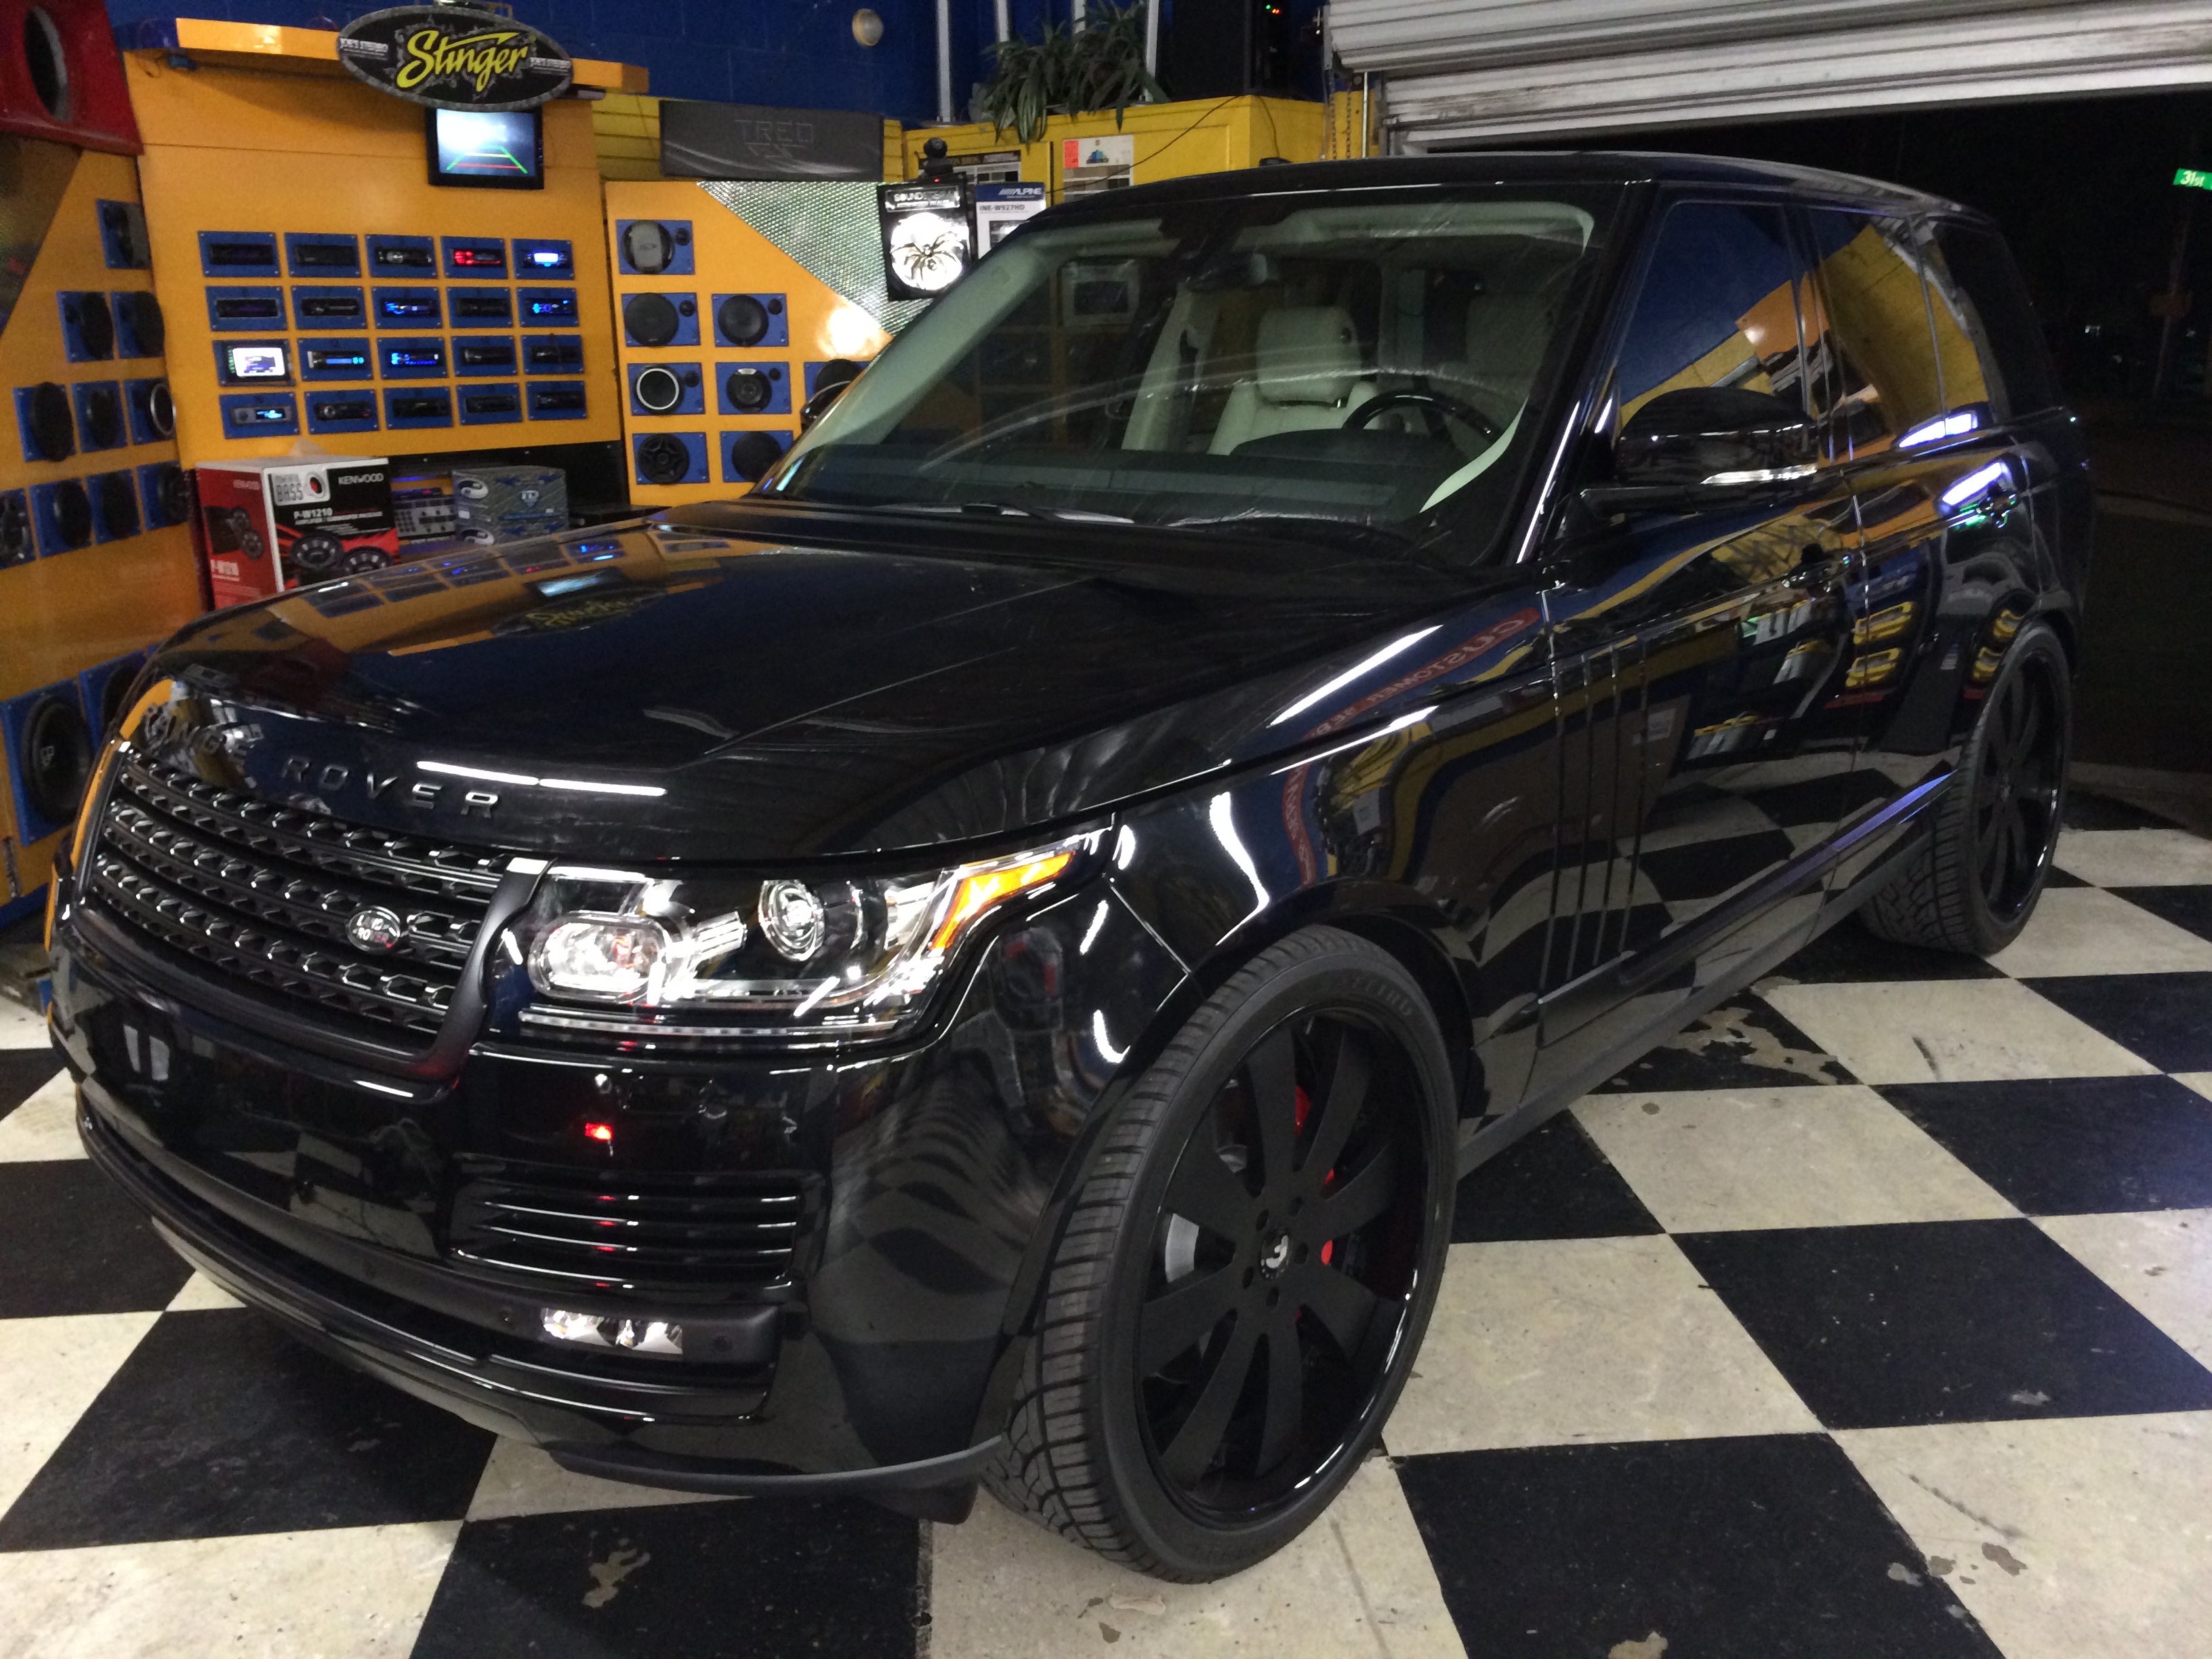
<box><xmin>511</xmin><ymin>833</ymin><xmax>1097</xmax><ymax>1040</ymax></box>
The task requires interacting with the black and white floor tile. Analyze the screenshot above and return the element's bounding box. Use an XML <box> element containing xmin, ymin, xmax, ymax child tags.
<box><xmin>5</xmin><ymin>793</ymin><xmax>2212</xmax><ymax>1656</ymax></box>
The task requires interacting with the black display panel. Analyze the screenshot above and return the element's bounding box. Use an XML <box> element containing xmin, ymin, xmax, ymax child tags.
<box><xmin>428</xmin><ymin>107</ymin><xmax>544</xmax><ymax>190</ymax></box>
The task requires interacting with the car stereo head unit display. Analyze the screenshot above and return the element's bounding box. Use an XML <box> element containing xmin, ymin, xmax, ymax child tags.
<box><xmin>220</xmin><ymin>342</ymin><xmax>288</xmax><ymax>382</ymax></box>
<box><xmin>428</xmin><ymin>108</ymin><xmax>544</xmax><ymax>190</ymax></box>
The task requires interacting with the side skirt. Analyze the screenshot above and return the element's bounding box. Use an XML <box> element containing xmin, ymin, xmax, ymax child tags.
<box><xmin>1455</xmin><ymin>796</ymin><xmax>1943</xmax><ymax>1181</ymax></box>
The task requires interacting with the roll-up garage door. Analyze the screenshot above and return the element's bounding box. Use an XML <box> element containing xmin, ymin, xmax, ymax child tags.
<box><xmin>1328</xmin><ymin>0</ymin><xmax>2212</xmax><ymax>148</ymax></box>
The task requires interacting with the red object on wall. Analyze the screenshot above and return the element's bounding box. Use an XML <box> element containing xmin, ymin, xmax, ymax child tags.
<box><xmin>0</xmin><ymin>0</ymin><xmax>142</xmax><ymax>152</ymax></box>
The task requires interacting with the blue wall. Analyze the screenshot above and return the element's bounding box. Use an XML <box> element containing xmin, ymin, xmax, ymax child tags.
<box><xmin>106</xmin><ymin>1</ymin><xmax>1305</xmax><ymax>131</ymax></box>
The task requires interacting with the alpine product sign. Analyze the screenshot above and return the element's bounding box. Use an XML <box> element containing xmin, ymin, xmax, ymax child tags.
<box><xmin>336</xmin><ymin>6</ymin><xmax>573</xmax><ymax>110</ymax></box>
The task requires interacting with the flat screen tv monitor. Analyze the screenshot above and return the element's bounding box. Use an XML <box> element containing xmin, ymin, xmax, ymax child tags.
<box><xmin>428</xmin><ymin>107</ymin><xmax>544</xmax><ymax>190</ymax></box>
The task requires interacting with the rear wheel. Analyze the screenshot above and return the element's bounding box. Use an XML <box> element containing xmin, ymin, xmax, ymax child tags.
<box><xmin>1864</xmin><ymin>619</ymin><xmax>2071</xmax><ymax>955</ymax></box>
<box><xmin>985</xmin><ymin>926</ymin><xmax>1454</xmax><ymax>1580</ymax></box>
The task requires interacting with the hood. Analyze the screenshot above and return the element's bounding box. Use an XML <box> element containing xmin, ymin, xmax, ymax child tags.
<box><xmin>128</xmin><ymin>508</ymin><xmax>1501</xmax><ymax>865</ymax></box>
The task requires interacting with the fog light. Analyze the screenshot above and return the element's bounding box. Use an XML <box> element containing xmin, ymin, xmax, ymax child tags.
<box><xmin>541</xmin><ymin>1309</ymin><xmax>685</xmax><ymax>1355</ymax></box>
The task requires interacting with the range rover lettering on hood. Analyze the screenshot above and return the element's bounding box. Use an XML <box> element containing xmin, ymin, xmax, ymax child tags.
<box><xmin>279</xmin><ymin>756</ymin><xmax>500</xmax><ymax>818</ymax></box>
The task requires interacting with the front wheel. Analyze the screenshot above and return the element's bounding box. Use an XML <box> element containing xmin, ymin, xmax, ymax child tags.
<box><xmin>985</xmin><ymin>926</ymin><xmax>1455</xmax><ymax>1580</ymax></box>
<box><xmin>1863</xmin><ymin>618</ymin><xmax>2072</xmax><ymax>955</ymax></box>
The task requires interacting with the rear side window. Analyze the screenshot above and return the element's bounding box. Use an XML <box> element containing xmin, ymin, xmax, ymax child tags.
<box><xmin>1801</xmin><ymin>209</ymin><xmax>1946</xmax><ymax>459</ymax></box>
<box><xmin>1921</xmin><ymin>218</ymin><xmax>2060</xmax><ymax>420</ymax></box>
<box><xmin>1614</xmin><ymin>201</ymin><xmax>1811</xmax><ymax>424</ymax></box>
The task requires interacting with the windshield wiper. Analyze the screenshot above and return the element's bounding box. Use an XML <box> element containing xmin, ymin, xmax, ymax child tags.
<box><xmin>883</xmin><ymin>499</ymin><xmax>1135</xmax><ymax>526</ymax></box>
<box><xmin>1162</xmin><ymin>512</ymin><xmax>1420</xmax><ymax>550</ymax></box>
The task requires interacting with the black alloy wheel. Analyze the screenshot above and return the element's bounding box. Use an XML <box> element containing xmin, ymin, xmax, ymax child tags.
<box><xmin>987</xmin><ymin>926</ymin><xmax>1453</xmax><ymax>1580</ymax></box>
<box><xmin>1864</xmin><ymin>618</ymin><xmax>2072</xmax><ymax>955</ymax></box>
<box><xmin>1140</xmin><ymin>1009</ymin><xmax>1426</xmax><ymax>1514</ymax></box>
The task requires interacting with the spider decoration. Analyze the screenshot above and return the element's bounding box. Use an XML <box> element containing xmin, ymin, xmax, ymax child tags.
<box><xmin>888</xmin><ymin>211</ymin><xmax>972</xmax><ymax>294</ymax></box>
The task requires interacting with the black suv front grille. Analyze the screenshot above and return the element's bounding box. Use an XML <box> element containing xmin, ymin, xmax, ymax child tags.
<box><xmin>86</xmin><ymin>752</ymin><xmax>506</xmax><ymax>1044</ymax></box>
<box><xmin>449</xmin><ymin>1167</ymin><xmax>814</xmax><ymax>1297</ymax></box>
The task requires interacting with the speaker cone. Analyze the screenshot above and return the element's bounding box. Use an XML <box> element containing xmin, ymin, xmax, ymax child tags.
<box><xmin>727</xmin><ymin>432</ymin><xmax>785</xmax><ymax>483</ymax></box>
<box><xmin>73</xmin><ymin>291</ymin><xmax>115</xmax><ymax>359</ymax></box>
<box><xmin>634</xmin><ymin>365</ymin><xmax>683</xmax><ymax>413</ymax></box>
<box><xmin>716</xmin><ymin>294</ymin><xmax>769</xmax><ymax>346</ymax></box>
<box><xmin>152</xmin><ymin>464</ymin><xmax>190</xmax><ymax>527</ymax></box>
<box><xmin>636</xmin><ymin>434</ymin><xmax>691</xmax><ymax>485</ymax></box>
<box><xmin>291</xmin><ymin>532</ymin><xmax>344</xmax><ymax>576</ymax></box>
<box><xmin>52</xmin><ymin>479</ymin><xmax>91</xmax><ymax>549</ymax></box>
<box><xmin>27</xmin><ymin>382</ymin><xmax>73</xmax><ymax>462</ymax></box>
<box><xmin>18</xmin><ymin>694</ymin><xmax>93</xmax><ymax>827</ymax></box>
<box><xmin>725</xmin><ymin>369</ymin><xmax>773</xmax><ymax>412</ymax></box>
<box><xmin>623</xmin><ymin>293</ymin><xmax>680</xmax><ymax>348</ymax></box>
<box><xmin>81</xmin><ymin>384</ymin><xmax>121</xmax><ymax>449</ymax></box>
<box><xmin>119</xmin><ymin>291</ymin><xmax>164</xmax><ymax>356</ymax></box>
<box><xmin>622</xmin><ymin>220</ymin><xmax>674</xmax><ymax>274</ymax></box>
<box><xmin>96</xmin><ymin>473</ymin><xmax>136</xmax><ymax>539</ymax></box>
<box><xmin>138</xmin><ymin>379</ymin><xmax>176</xmax><ymax>438</ymax></box>
<box><xmin>0</xmin><ymin>495</ymin><xmax>30</xmax><ymax>565</ymax></box>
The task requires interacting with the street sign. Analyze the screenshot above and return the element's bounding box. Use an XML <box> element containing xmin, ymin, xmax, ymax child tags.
<box><xmin>2176</xmin><ymin>167</ymin><xmax>2212</xmax><ymax>191</ymax></box>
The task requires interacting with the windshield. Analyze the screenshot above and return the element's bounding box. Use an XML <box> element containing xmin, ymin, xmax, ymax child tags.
<box><xmin>758</xmin><ymin>184</ymin><xmax>1620</xmax><ymax>563</ymax></box>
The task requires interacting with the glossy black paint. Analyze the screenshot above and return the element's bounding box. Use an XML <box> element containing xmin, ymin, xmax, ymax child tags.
<box><xmin>47</xmin><ymin>152</ymin><xmax>2089</xmax><ymax>1496</ymax></box>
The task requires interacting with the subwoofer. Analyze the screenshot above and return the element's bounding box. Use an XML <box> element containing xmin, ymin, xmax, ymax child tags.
<box><xmin>118</xmin><ymin>291</ymin><xmax>163</xmax><ymax>356</ymax></box>
<box><xmin>727</xmin><ymin>431</ymin><xmax>784</xmax><ymax>483</ymax></box>
<box><xmin>716</xmin><ymin>293</ymin><xmax>769</xmax><ymax>346</ymax></box>
<box><xmin>51</xmin><ymin>478</ymin><xmax>91</xmax><ymax>549</ymax></box>
<box><xmin>80</xmin><ymin>382</ymin><xmax>121</xmax><ymax>448</ymax></box>
<box><xmin>623</xmin><ymin>293</ymin><xmax>680</xmax><ymax>348</ymax></box>
<box><xmin>25</xmin><ymin>381</ymin><xmax>73</xmax><ymax>461</ymax></box>
<box><xmin>16</xmin><ymin>693</ymin><xmax>93</xmax><ymax>830</ymax></box>
<box><xmin>724</xmin><ymin>367</ymin><xmax>773</xmax><ymax>412</ymax></box>
<box><xmin>634</xmin><ymin>365</ymin><xmax>684</xmax><ymax>413</ymax></box>
<box><xmin>636</xmin><ymin>433</ymin><xmax>691</xmax><ymax>485</ymax></box>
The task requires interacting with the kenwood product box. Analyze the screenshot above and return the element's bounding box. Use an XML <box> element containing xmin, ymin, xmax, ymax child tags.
<box><xmin>194</xmin><ymin>455</ymin><xmax>398</xmax><ymax>609</ymax></box>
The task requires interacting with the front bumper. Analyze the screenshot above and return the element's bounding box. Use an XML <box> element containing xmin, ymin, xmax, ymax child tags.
<box><xmin>50</xmin><ymin>871</ymin><xmax>1187</xmax><ymax>1492</ymax></box>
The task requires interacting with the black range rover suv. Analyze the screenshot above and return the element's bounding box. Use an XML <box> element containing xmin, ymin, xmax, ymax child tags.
<box><xmin>46</xmin><ymin>154</ymin><xmax>2086</xmax><ymax>1581</ymax></box>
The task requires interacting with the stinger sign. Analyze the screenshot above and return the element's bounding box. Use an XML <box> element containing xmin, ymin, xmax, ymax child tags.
<box><xmin>336</xmin><ymin>6</ymin><xmax>573</xmax><ymax>110</ymax></box>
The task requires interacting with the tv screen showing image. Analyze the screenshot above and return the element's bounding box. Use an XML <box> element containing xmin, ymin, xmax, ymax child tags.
<box><xmin>428</xmin><ymin>107</ymin><xmax>544</xmax><ymax>190</ymax></box>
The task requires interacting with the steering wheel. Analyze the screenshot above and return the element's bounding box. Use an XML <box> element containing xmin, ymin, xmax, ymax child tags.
<box><xmin>1345</xmin><ymin>388</ymin><xmax>1501</xmax><ymax>450</ymax></box>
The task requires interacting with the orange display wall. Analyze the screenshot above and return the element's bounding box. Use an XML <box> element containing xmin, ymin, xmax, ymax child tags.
<box><xmin>121</xmin><ymin>21</ymin><xmax>642</xmax><ymax>468</ymax></box>
<box><xmin>605</xmin><ymin>179</ymin><xmax>899</xmax><ymax>510</ymax></box>
<box><xmin>1</xmin><ymin>140</ymin><xmax>203</xmax><ymax>930</ymax></box>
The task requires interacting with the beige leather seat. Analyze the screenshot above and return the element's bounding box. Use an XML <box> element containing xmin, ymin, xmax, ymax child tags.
<box><xmin>1450</xmin><ymin>290</ymin><xmax>1552</xmax><ymax>424</ymax></box>
<box><xmin>1207</xmin><ymin>306</ymin><xmax>1378</xmax><ymax>455</ymax></box>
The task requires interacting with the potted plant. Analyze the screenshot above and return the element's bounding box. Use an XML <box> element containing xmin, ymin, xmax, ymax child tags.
<box><xmin>978</xmin><ymin>3</ymin><xmax>1164</xmax><ymax>146</ymax></box>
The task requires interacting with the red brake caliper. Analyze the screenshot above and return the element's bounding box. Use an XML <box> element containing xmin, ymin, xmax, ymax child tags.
<box><xmin>1292</xmin><ymin>1084</ymin><xmax>1335</xmax><ymax>1265</ymax></box>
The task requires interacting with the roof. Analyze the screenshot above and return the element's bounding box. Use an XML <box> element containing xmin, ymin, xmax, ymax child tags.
<box><xmin>1042</xmin><ymin>149</ymin><xmax>1963</xmax><ymax>218</ymax></box>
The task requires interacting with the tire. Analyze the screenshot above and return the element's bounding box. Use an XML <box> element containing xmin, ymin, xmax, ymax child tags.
<box><xmin>985</xmin><ymin>926</ymin><xmax>1455</xmax><ymax>1581</ymax></box>
<box><xmin>1864</xmin><ymin>618</ymin><xmax>2071</xmax><ymax>956</ymax></box>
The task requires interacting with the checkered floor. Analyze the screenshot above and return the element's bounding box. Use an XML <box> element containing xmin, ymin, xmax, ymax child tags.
<box><xmin>5</xmin><ymin>794</ymin><xmax>2212</xmax><ymax>1658</ymax></box>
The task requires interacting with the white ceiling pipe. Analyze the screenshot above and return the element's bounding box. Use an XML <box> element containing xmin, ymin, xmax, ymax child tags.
<box><xmin>937</xmin><ymin>0</ymin><xmax>954</xmax><ymax>122</ymax></box>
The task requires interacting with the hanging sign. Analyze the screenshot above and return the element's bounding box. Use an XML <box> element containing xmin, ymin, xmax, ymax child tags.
<box><xmin>335</xmin><ymin>5</ymin><xmax>573</xmax><ymax>111</ymax></box>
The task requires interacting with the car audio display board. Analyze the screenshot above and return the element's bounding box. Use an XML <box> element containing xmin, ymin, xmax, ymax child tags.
<box><xmin>0</xmin><ymin>144</ymin><xmax>203</xmax><ymax>928</ymax></box>
<box><xmin>606</xmin><ymin>179</ymin><xmax>899</xmax><ymax>510</ymax></box>
<box><xmin>336</xmin><ymin>5</ymin><xmax>573</xmax><ymax>110</ymax></box>
<box><xmin>122</xmin><ymin>35</ymin><xmax>623</xmax><ymax>466</ymax></box>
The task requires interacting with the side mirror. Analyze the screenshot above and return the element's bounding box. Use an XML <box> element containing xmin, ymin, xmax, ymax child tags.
<box><xmin>1610</xmin><ymin>386</ymin><xmax>1818</xmax><ymax>492</ymax></box>
<box><xmin>799</xmin><ymin>359</ymin><xmax>863</xmax><ymax>432</ymax></box>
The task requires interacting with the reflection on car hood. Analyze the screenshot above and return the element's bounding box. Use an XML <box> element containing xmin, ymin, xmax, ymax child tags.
<box><xmin>132</xmin><ymin>515</ymin><xmax>1477</xmax><ymax>863</ymax></box>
